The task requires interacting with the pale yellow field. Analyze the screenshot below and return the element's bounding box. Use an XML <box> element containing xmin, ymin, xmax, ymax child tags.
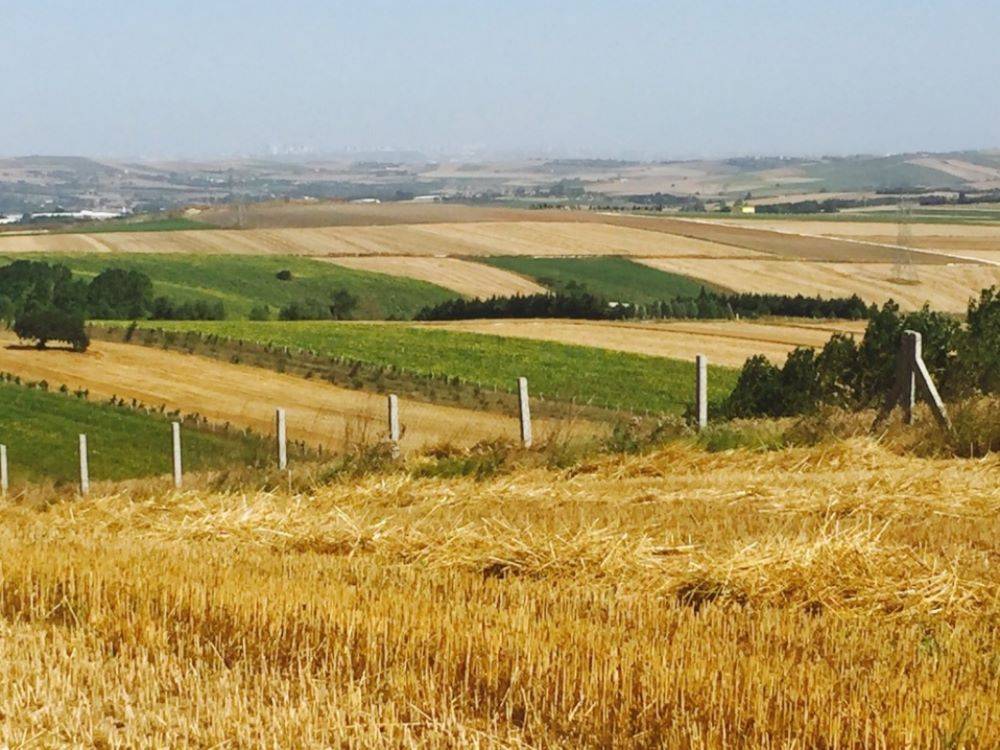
<box><xmin>636</xmin><ymin>258</ymin><xmax>1000</xmax><ymax>311</ymax></box>
<box><xmin>0</xmin><ymin>333</ymin><xmax>549</xmax><ymax>450</ymax></box>
<box><xmin>422</xmin><ymin>318</ymin><xmax>868</xmax><ymax>367</ymax></box>
<box><xmin>320</xmin><ymin>255</ymin><xmax>547</xmax><ymax>298</ymax></box>
<box><xmin>0</xmin><ymin>221</ymin><xmax>765</xmax><ymax>258</ymax></box>
<box><xmin>411</xmin><ymin>221</ymin><xmax>767</xmax><ymax>257</ymax></box>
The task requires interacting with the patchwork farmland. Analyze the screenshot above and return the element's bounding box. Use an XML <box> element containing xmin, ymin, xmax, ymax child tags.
<box><xmin>0</xmin><ymin>201</ymin><xmax>997</xmax><ymax>748</ymax></box>
<box><xmin>110</xmin><ymin>320</ymin><xmax>740</xmax><ymax>414</ymax></box>
<box><xmin>0</xmin><ymin>331</ymin><xmax>553</xmax><ymax>452</ymax></box>
<box><xmin>7</xmin><ymin>2</ymin><xmax>1000</xmax><ymax>741</ymax></box>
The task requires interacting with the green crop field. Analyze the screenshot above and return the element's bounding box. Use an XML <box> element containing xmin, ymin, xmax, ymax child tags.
<box><xmin>0</xmin><ymin>253</ymin><xmax>457</xmax><ymax>320</ymax></box>
<box><xmin>69</xmin><ymin>217</ymin><xmax>214</xmax><ymax>233</ymax></box>
<box><xmin>123</xmin><ymin>321</ymin><xmax>739</xmax><ymax>414</ymax></box>
<box><xmin>478</xmin><ymin>256</ymin><xmax>722</xmax><ymax>303</ymax></box>
<box><xmin>800</xmin><ymin>156</ymin><xmax>967</xmax><ymax>192</ymax></box>
<box><xmin>0</xmin><ymin>381</ymin><xmax>266</xmax><ymax>484</ymax></box>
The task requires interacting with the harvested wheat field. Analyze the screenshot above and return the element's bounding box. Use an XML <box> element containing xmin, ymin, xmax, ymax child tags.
<box><xmin>637</xmin><ymin>257</ymin><xmax>1000</xmax><ymax>311</ymax></box>
<box><xmin>0</xmin><ymin>439</ymin><xmax>996</xmax><ymax>746</ymax></box>
<box><xmin>0</xmin><ymin>221</ymin><xmax>767</xmax><ymax>259</ymax></box>
<box><xmin>407</xmin><ymin>221</ymin><xmax>766</xmax><ymax>258</ymax></box>
<box><xmin>320</xmin><ymin>255</ymin><xmax>547</xmax><ymax>298</ymax></box>
<box><xmin>0</xmin><ymin>333</ymin><xmax>547</xmax><ymax>450</ymax></box>
<box><xmin>423</xmin><ymin>318</ymin><xmax>867</xmax><ymax>366</ymax></box>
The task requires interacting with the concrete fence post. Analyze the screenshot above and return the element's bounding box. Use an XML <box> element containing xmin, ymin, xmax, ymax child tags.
<box><xmin>695</xmin><ymin>354</ymin><xmax>708</xmax><ymax>431</ymax></box>
<box><xmin>873</xmin><ymin>329</ymin><xmax>952</xmax><ymax>432</ymax></box>
<box><xmin>275</xmin><ymin>408</ymin><xmax>287</xmax><ymax>470</ymax></box>
<box><xmin>902</xmin><ymin>331</ymin><xmax>920</xmax><ymax>425</ymax></box>
<box><xmin>0</xmin><ymin>444</ymin><xmax>8</xmax><ymax>496</ymax></box>
<box><xmin>517</xmin><ymin>376</ymin><xmax>533</xmax><ymax>448</ymax></box>
<box><xmin>171</xmin><ymin>422</ymin><xmax>183</xmax><ymax>489</ymax></box>
<box><xmin>79</xmin><ymin>434</ymin><xmax>90</xmax><ymax>496</ymax></box>
<box><xmin>387</xmin><ymin>394</ymin><xmax>400</xmax><ymax>457</ymax></box>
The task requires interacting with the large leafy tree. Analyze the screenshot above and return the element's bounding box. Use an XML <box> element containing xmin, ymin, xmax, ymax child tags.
<box><xmin>13</xmin><ymin>306</ymin><xmax>89</xmax><ymax>351</ymax></box>
<box><xmin>87</xmin><ymin>268</ymin><xmax>153</xmax><ymax>319</ymax></box>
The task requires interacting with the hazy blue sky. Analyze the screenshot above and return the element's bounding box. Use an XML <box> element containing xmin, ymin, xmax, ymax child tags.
<box><xmin>5</xmin><ymin>0</ymin><xmax>999</xmax><ymax>158</ymax></box>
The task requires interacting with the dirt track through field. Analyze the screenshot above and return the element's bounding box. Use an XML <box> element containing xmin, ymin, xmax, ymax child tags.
<box><xmin>422</xmin><ymin>319</ymin><xmax>866</xmax><ymax>366</ymax></box>
<box><xmin>319</xmin><ymin>255</ymin><xmax>547</xmax><ymax>298</ymax></box>
<box><xmin>0</xmin><ymin>334</ymin><xmax>546</xmax><ymax>451</ymax></box>
<box><xmin>635</xmin><ymin>258</ymin><xmax>1000</xmax><ymax>311</ymax></box>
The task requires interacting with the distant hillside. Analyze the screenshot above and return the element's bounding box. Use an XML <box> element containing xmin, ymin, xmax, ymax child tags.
<box><xmin>1</xmin><ymin>149</ymin><xmax>999</xmax><ymax>215</ymax></box>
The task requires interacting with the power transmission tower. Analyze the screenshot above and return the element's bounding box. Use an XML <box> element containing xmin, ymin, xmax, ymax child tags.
<box><xmin>890</xmin><ymin>199</ymin><xmax>919</xmax><ymax>284</ymax></box>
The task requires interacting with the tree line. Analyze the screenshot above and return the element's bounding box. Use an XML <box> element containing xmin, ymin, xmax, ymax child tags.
<box><xmin>0</xmin><ymin>261</ymin><xmax>227</xmax><ymax>351</ymax></box>
<box><xmin>721</xmin><ymin>287</ymin><xmax>1000</xmax><ymax>418</ymax></box>
<box><xmin>415</xmin><ymin>288</ymin><xmax>872</xmax><ymax>322</ymax></box>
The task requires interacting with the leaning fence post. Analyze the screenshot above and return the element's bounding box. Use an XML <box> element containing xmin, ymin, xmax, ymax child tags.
<box><xmin>517</xmin><ymin>376</ymin><xmax>533</xmax><ymax>448</ymax></box>
<box><xmin>78</xmin><ymin>434</ymin><xmax>90</xmax><ymax>496</ymax></box>
<box><xmin>902</xmin><ymin>331</ymin><xmax>920</xmax><ymax>425</ymax></box>
<box><xmin>171</xmin><ymin>422</ymin><xmax>183</xmax><ymax>489</ymax></box>
<box><xmin>905</xmin><ymin>329</ymin><xmax>953</xmax><ymax>431</ymax></box>
<box><xmin>874</xmin><ymin>329</ymin><xmax>953</xmax><ymax>432</ymax></box>
<box><xmin>387</xmin><ymin>394</ymin><xmax>400</xmax><ymax>457</ymax></box>
<box><xmin>0</xmin><ymin>444</ymin><xmax>8</xmax><ymax>496</ymax></box>
<box><xmin>275</xmin><ymin>408</ymin><xmax>287</xmax><ymax>470</ymax></box>
<box><xmin>695</xmin><ymin>354</ymin><xmax>708</xmax><ymax>430</ymax></box>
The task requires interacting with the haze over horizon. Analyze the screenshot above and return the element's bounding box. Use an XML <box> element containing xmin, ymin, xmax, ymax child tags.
<box><xmin>6</xmin><ymin>0</ymin><xmax>1000</xmax><ymax>160</ymax></box>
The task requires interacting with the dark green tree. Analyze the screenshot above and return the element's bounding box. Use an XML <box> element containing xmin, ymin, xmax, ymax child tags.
<box><xmin>13</xmin><ymin>306</ymin><xmax>89</xmax><ymax>351</ymax></box>
<box><xmin>957</xmin><ymin>286</ymin><xmax>1000</xmax><ymax>394</ymax></box>
<box><xmin>87</xmin><ymin>268</ymin><xmax>153</xmax><ymax>318</ymax></box>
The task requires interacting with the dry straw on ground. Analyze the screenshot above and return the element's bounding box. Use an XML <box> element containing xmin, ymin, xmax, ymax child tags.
<box><xmin>0</xmin><ymin>438</ymin><xmax>996</xmax><ymax>747</ymax></box>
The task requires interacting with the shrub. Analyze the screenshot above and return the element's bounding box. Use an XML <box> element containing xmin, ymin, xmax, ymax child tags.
<box><xmin>723</xmin><ymin>355</ymin><xmax>783</xmax><ymax>418</ymax></box>
<box><xmin>278</xmin><ymin>290</ymin><xmax>359</xmax><ymax>321</ymax></box>
<box><xmin>249</xmin><ymin>304</ymin><xmax>271</xmax><ymax>321</ymax></box>
<box><xmin>150</xmin><ymin>297</ymin><xmax>226</xmax><ymax>320</ymax></box>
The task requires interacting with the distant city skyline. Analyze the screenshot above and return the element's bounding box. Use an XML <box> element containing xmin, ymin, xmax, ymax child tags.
<box><xmin>6</xmin><ymin>1</ymin><xmax>1000</xmax><ymax>159</ymax></box>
